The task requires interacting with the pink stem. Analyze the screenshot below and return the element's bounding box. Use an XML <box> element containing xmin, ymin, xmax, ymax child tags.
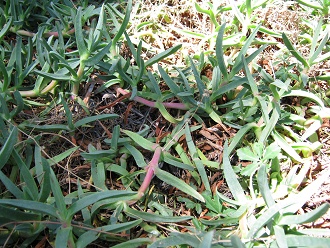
<box><xmin>44</xmin><ymin>28</ymin><xmax>75</xmax><ymax>38</ymax></box>
<box><xmin>163</xmin><ymin>102</ymin><xmax>189</xmax><ymax>110</ymax></box>
<box><xmin>137</xmin><ymin>146</ymin><xmax>162</xmax><ymax>199</ymax></box>
<box><xmin>116</xmin><ymin>87</ymin><xmax>189</xmax><ymax>110</ymax></box>
<box><xmin>12</xmin><ymin>28</ymin><xmax>75</xmax><ymax>38</ymax></box>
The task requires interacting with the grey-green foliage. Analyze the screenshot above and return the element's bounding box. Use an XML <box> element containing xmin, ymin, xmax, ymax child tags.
<box><xmin>1</xmin><ymin>0</ymin><xmax>330</xmax><ymax>247</ymax></box>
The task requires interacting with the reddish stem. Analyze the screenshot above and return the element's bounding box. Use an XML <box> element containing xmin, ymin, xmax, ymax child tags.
<box><xmin>12</xmin><ymin>28</ymin><xmax>75</xmax><ymax>38</ymax></box>
<box><xmin>44</xmin><ymin>28</ymin><xmax>75</xmax><ymax>38</ymax></box>
<box><xmin>137</xmin><ymin>146</ymin><xmax>162</xmax><ymax>199</ymax></box>
<box><xmin>163</xmin><ymin>101</ymin><xmax>189</xmax><ymax>110</ymax></box>
<box><xmin>115</xmin><ymin>87</ymin><xmax>189</xmax><ymax>110</ymax></box>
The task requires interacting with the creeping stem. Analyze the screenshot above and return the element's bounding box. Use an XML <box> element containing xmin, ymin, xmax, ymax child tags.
<box><xmin>137</xmin><ymin>146</ymin><xmax>162</xmax><ymax>199</ymax></box>
<box><xmin>10</xmin><ymin>28</ymin><xmax>75</xmax><ymax>38</ymax></box>
<box><xmin>115</xmin><ymin>86</ymin><xmax>190</xmax><ymax>110</ymax></box>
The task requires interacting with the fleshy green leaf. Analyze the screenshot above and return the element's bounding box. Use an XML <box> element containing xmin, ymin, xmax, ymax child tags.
<box><xmin>279</xmin><ymin>203</ymin><xmax>329</xmax><ymax>225</ymax></box>
<box><xmin>0</xmin><ymin>126</ymin><xmax>18</xmax><ymax>170</ymax></box>
<box><xmin>111</xmin><ymin>0</ymin><xmax>132</xmax><ymax>56</ymax></box>
<box><xmin>247</xmin><ymin>199</ymin><xmax>294</xmax><ymax>239</ymax></box>
<box><xmin>124</xmin><ymin>205</ymin><xmax>192</xmax><ymax>222</ymax></box>
<box><xmin>49</xmin><ymin>169</ymin><xmax>67</xmax><ymax>218</ymax></box>
<box><xmin>243</xmin><ymin>56</ymin><xmax>258</xmax><ymax>96</ymax></box>
<box><xmin>158</xmin><ymin>65</ymin><xmax>180</xmax><ymax>94</ymax></box>
<box><xmin>263</xmin><ymin>142</ymin><xmax>281</xmax><ymax>160</ymax></box>
<box><xmin>76</xmin><ymin>220</ymin><xmax>142</xmax><ymax>248</ymax></box>
<box><xmin>68</xmin><ymin>190</ymin><xmax>136</xmax><ymax>217</ymax></box>
<box><xmin>155</xmin><ymin>101</ymin><xmax>180</xmax><ymax>123</ymax></box>
<box><xmin>230</xmin><ymin>25</ymin><xmax>262</xmax><ymax>77</ymax></box>
<box><xmin>91</xmin><ymin>161</ymin><xmax>107</xmax><ymax>190</ymax></box>
<box><xmin>50</xmin><ymin>51</ymin><xmax>78</xmax><ymax>77</ymax></box>
<box><xmin>283</xmin><ymin>168</ymin><xmax>330</xmax><ymax>214</ymax></box>
<box><xmin>230</xmin><ymin>235</ymin><xmax>246</xmax><ymax>248</ymax></box>
<box><xmin>198</xmin><ymin>231</ymin><xmax>214</xmax><ymax>248</ymax></box>
<box><xmin>0</xmin><ymin>17</ymin><xmax>12</xmax><ymax>41</ymax></box>
<box><xmin>55</xmin><ymin>226</ymin><xmax>72</xmax><ymax>248</ymax></box>
<box><xmin>85</xmin><ymin>42</ymin><xmax>111</xmax><ymax>66</ymax></box>
<box><xmin>223</xmin><ymin>142</ymin><xmax>247</xmax><ymax>203</ymax></box>
<box><xmin>0</xmin><ymin>171</ymin><xmax>23</xmax><ymax>199</ymax></box>
<box><xmin>74</xmin><ymin>114</ymin><xmax>118</xmax><ymax>128</ymax></box>
<box><xmin>185</xmin><ymin>124</ymin><xmax>210</xmax><ymax>192</ymax></box>
<box><xmin>150</xmin><ymin>234</ymin><xmax>199</xmax><ymax>248</ymax></box>
<box><xmin>0</xmin><ymin>199</ymin><xmax>58</xmax><ymax>217</ymax></box>
<box><xmin>257</xmin><ymin>164</ymin><xmax>275</xmax><ymax>207</ymax></box>
<box><xmin>237</xmin><ymin>146</ymin><xmax>258</xmax><ymax>162</ymax></box>
<box><xmin>228</xmin><ymin>122</ymin><xmax>258</xmax><ymax>153</ymax></box>
<box><xmin>274</xmin><ymin>225</ymin><xmax>288</xmax><ymax>248</ymax></box>
<box><xmin>122</xmin><ymin>130</ymin><xmax>156</xmax><ymax>151</ymax></box>
<box><xmin>215</xmin><ymin>23</ymin><xmax>229</xmax><ymax>81</ymax></box>
<box><xmin>47</xmin><ymin>146</ymin><xmax>79</xmax><ymax>166</ymax></box>
<box><xmin>111</xmin><ymin>238</ymin><xmax>152</xmax><ymax>248</ymax></box>
<box><xmin>283</xmin><ymin>90</ymin><xmax>325</xmax><ymax>108</ymax></box>
<box><xmin>0</xmin><ymin>60</ymin><xmax>9</xmax><ymax>90</ymax></box>
<box><xmin>145</xmin><ymin>44</ymin><xmax>182</xmax><ymax>67</ymax></box>
<box><xmin>75</xmin><ymin>7</ymin><xmax>88</xmax><ymax>58</ymax></box>
<box><xmin>123</xmin><ymin>143</ymin><xmax>147</xmax><ymax>168</ymax></box>
<box><xmin>282</xmin><ymin>33</ymin><xmax>309</xmax><ymax>68</ymax></box>
<box><xmin>0</xmin><ymin>204</ymin><xmax>40</xmax><ymax>221</ymax></box>
<box><xmin>12</xmin><ymin>149</ymin><xmax>39</xmax><ymax>200</ymax></box>
<box><xmin>258</xmin><ymin>102</ymin><xmax>280</xmax><ymax>144</ymax></box>
<box><xmin>272</xmin><ymin>130</ymin><xmax>303</xmax><ymax>163</ymax></box>
<box><xmin>189</xmin><ymin>56</ymin><xmax>206</xmax><ymax>99</ymax></box>
<box><xmin>34</xmin><ymin>70</ymin><xmax>71</xmax><ymax>81</ymax></box>
<box><xmin>285</xmin><ymin>235</ymin><xmax>330</xmax><ymax>247</ymax></box>
<box><xmin>155</xmin><ymin>167</ymin><xmax>205</xmax><ymax>202</ymax></box>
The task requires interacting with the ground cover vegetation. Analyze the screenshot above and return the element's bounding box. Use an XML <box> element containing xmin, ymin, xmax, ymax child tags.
<box><xmin>0</xmin><ymin>0</ymin><xmax>330</xmax><ymax>247</ymax></box>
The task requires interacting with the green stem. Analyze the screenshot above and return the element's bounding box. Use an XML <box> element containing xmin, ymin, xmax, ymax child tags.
<box><xmin>14</xmin><ymin>29</ymin><xmax>34</xmax><ymax>37</ymax></box>
<box><xmin>71</xmin><ymin>61</ymin><xmax>86</xmax><ymax>98</ymax></box>
<box><xmin>18</xmin><ymin>80</ymin><xmax>58</xmax><ymax>97</ymax></box>
<box><xmin>40</xmin><ymin>80</ymin><xmax>58</xmax><ymax>94</ymax></box>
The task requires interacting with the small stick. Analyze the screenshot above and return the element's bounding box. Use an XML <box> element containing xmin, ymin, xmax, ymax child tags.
<box><xmin>97</xmin><ymin>92</ymin><xmax>132</xmax><ymax>111</ymax></box>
